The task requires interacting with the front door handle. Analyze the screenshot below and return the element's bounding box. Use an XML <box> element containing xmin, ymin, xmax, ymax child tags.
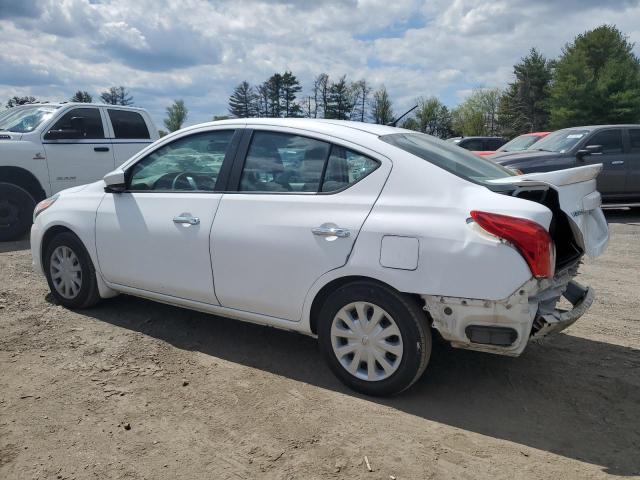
<box><xmin>611</xmin><ymin>160</ymin><xmax>624</xmax><ymax>165</ymax></box>
<box><xmin>312</xmin><ymin>224</ymin><xmax>350</xmax><ymax>238</ymax></box>
<box><xmin>94</xmin><ymin>146</ymin><xmax>110</xmax><ymax>152</ymax></box>
<box><xmin>173</xmin><ymin>213</ymin><xmax>200</xmax><ymax>225</ymax></box>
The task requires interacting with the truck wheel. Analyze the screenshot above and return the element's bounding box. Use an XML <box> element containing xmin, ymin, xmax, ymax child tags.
<box><xmin>318</xmin><ymin>281</ymin><xmax>431</xmax><ymax>396</ymax></box>
<box><xmin>0</xmin><ymin>182</ymin><xmax>35</xmax><ymax>242</ymax></box>
<box><xmin>44</xmin><ymin>231</ymin><xmax>101</xmax><ymax>309</ymax></box>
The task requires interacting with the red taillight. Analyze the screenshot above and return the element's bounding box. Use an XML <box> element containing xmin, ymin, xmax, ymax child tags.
<box><xmin>470</xmin><ymin>210</ymin><xmax>555</xmax><ymax>278</ymax></box>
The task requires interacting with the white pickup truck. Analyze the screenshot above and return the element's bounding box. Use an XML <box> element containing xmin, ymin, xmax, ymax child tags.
<box><xmin>0</xmin><ymin>103</ymin><xmax>159</xmax><ymax>240</ymax></box>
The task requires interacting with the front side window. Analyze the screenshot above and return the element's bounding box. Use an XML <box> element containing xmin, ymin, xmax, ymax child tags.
<box><xmin>380</xmin><ymin>132</ymin><xmax>514</xmax><ymax>184</ymax></box>
<box><xmin>587</xmin><ymin>130</ymin><xmax>623</xmax><ymax>154</ymax></box>
<box><xmin>108</xmin><ymin>109</ymin><xmax>150</xmax><ymax>139</ymax></box>
<box><xmin>128</xmin><ymin>130</ymin><xmax>234</xmax><ymax>191</ymax></box>
<box><xmin>47</xmin><ymin>108</ymin><xmax>104</xmax><ymax>139</ymax></box>
<box><xmin>460</xmin><ymin>139</ymin><xmax>483</xmax><ymax>150</ymax></box>
<box><xmin>485</xmin><ymin>139</ymin><xmax>504</xmax><ymax>151</ymax></box>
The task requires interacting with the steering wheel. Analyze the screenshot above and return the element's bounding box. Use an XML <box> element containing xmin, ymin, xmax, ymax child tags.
<box><xmin>171</xmin><ymin>172</ymin><xmax>199</xmax><ymax>190</ymax></box>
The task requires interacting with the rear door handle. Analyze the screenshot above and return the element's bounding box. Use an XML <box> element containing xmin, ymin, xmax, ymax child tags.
<box><xmin>94</xmin><ymin>147</ymin><xmax>110</xmax><ymax>152</ymax></box>
<box><xmin>312</xmin><ymin>224</ymin><xmax>350</xmax><ymax>238</ymax></box>
<box><xmin>173</xmin><ymin>213</ymin><xmax>200</xmax><ymax>225</ymax></box>
<box><xmin>611</xmin><ymin>160</ymin><xmax>624</xmax><ymax>165</ymax></box>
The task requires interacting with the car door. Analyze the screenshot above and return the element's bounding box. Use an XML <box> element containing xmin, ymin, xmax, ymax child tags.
<box><xmin>42</xmin><ymin>107</ymin><xmax>116</xmax><ymax>193</ymax></box>
<box><xmin>625</xmin><ymin>128</ymin><xmax>640</xmax><ymax>199</ymax></box>
<box><xmin>95</xmin><ymin>127</ymin><xmax>239</xmax><ymax>304</ymax></box>
<box><xmin>105</xmin><ymin>108</ymin><xmax>155</xmax><ymax>166</ymax></box>
<box><xmin>578</xmin><ymin>128</ymin><xmax>627</xmax><ymax>197</ymax></box>
<box><xmin>210</xmin><ymin>128</ymin><xmax>391</xmax><ymax>322</ymax></box>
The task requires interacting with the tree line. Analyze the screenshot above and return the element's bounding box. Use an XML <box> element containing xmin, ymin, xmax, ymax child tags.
<box><xmin>5</xmin><ymin>25</ymin><xmax>640</xmax><ymax>140</ymax></box>
<box><xmin>227</xmin><ymin>24</ymin><xmax>640</xmax><ymax>139</ymax></box>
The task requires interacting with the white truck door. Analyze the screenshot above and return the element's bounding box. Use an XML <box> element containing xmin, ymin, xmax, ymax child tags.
<box><xmin>41</xmin><ymin>106</ymin><xmax>115</xmax><ymax>193</ymax></box>
<box><xmin>105</xmin><ymin>108</ymin><xmax>155</xmax><ymax>166</ymax></box>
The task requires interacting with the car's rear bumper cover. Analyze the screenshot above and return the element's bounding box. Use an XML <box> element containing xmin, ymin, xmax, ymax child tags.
<box><xmin>422</xmin><ymin>260</ymin><xmax>592</xmax><ymax>356</ymax></box>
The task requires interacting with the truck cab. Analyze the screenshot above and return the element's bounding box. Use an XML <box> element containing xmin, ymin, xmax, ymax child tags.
<box><xmin>0</xmin><ymin>102</ymin><xmax>159</xmax><ymax>240</ymax></box>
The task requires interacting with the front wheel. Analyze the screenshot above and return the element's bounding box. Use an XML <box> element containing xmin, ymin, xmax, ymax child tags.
<box><xmin>44</xmin><ymin>231</ymin><xmax>101</xmax><ymax>309</ymax></box>
<box><xmin>0</xmin><ymin>182</ymin><xmax>35</xmax><ymax>241</ymax></box>
<box><xmin>318</xmin><ymin>281</ymin><xmax>431</xmax><ymax>396</ymax></box>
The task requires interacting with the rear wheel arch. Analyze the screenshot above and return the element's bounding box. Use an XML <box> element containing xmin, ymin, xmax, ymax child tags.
<box><xmin>309</xmin><ymin>275</ymin><xmax>427</xmax><ymax>335</ymax></box>
<box><xmin>0</xmin><ymin>166</ymin><xmax>46</xmax><ymax>203</ymax></box>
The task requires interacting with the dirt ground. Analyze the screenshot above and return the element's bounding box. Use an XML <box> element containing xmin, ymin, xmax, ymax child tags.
<box><xmin>1</xmin><ymin>211</ymin><xmax>639</xmax><ymax>480</ymax></box>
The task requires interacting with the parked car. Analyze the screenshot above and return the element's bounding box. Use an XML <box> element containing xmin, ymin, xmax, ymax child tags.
<box><xmin>0</xmin><ymin>102</ymin><xmax>159</xmax><ymax>241</ymax></box>
<box><xmin>447</xmin><ymin>136</ymin><xmax>506</xmax><ymax>155</ymax></box>
<box><xmin>484</xmin><ymin>132</ymin><xmax>550</xmax><ymax>156</ymax></box>
<box><xmin>31</xmin><ymin>119</ymin><xmax>608</xmax><ymax>396</ymax></box>
<box><xmin>492</xmin><ymin>125</ymin><xmax>640</xmax><ymax>205</ymax></box>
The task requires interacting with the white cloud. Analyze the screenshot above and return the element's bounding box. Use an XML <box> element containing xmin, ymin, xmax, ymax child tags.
<box><xmin>1</xmin><ymin>0</ymin><xmax>639</xmax><ymax>127</ymax></box>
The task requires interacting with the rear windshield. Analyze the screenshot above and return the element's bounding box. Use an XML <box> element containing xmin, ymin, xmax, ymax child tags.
<box><xmin>380</xmin><ymin>132</ymin><xmax>515</xmax><ymax>184</ymax></box>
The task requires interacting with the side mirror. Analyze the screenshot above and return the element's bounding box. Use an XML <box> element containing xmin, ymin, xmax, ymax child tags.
<box><xmin>103</xmin><ymin>169</ymin><xmax>126</xmax><ymax>193</ymax></box>
<box><xmin>577</xmin><ymin>144</ymin><xmax>603</xmax><ymax>159</ymax></box>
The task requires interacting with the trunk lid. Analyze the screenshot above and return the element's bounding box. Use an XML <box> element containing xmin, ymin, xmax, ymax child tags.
<box><xmin>488</xmin><ymin>164</ymin><xmax>609</xmax><ymax>258</ymax></box>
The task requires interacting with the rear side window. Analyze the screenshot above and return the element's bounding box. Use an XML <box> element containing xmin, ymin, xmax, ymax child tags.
<box><xmin>459</xmin><ymin>139</ymin><xmax>483</xmax><ymax>150</ymax></box>
<box><xmin>108</xmin><ymin>109</ymin><xmax>150</xmax><ymax>139</ymax></box>
<box><xmin>587</xmin><ymin>130</ymin><xmax>623</xmax><ymax>154</ymax></box>
<box><xmin>380</xmin><ymin>132</ymin><xmax>514</xmax><ymax>184</ymax></box>
<box><xmin>629</xmin><ymin>129</ymin><xmax>640</xmax><ymax>152</ymax></box>
<box><xmin>48</xmin><ymin>107</ymin><xmax>104</xmax><ymax>139</ymax></box>
<box><xmin>238</xmin><ymin>131</ymin><xmax>379</xmax><ymax>193</ymax></box>
<box><xmin>485</xmin><ymin>139</ymin><xmax>504</xmax><ymax>150</ymax></box>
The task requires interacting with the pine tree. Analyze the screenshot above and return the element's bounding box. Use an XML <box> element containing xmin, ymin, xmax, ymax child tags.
<box><xmin>70</xmin><ymin>91</ymin><xmax>93</xmax><ymax>103</ymax></box>
<box><xmin>6</xmin><ymin>96</ymin><xmax>37</xmax><ymax>108</ymax></box>
<box><xmin>100</xmin><ymin>86</ymin><xmax>133</xmax><ymax>106</ymax></box>
<box><xmin>371</xmin><ymin>87</ymin><xmax>394</xmax><ymax>124</ymax></box>
<box><xmin>326</xmin><ymin>76</ymin><xmax>355</xmax><ymax>120</ymax></box>
<box><xmin>228</xmin><ymin>81</ymin><xmax>257</xmax><ymax>118</ymax></box>
<box><xmin>164</xmin><ymin>99</ymin><xmax>188</xmax><ymax>132</ymax></box>
<box><xmin>550</xmin><ymin>25</ymin><xmax>640</xmax><ymax>128</ymax></box>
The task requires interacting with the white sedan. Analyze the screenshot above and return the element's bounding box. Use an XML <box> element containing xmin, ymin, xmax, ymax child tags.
<box><xmin>31</xmin><ymin>119</ymin><xmax>609</xmax><ymax>396</ymax></box>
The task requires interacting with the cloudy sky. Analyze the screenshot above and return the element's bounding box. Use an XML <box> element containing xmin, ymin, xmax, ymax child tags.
<box><xmin>1</xmin><ymin>0</ymin><xmax>640</xmax><ymax>128</ymax></box>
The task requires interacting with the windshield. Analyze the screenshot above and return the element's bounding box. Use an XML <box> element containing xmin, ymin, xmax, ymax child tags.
<box><xmin>499</xmin><ymin>134</ymin><xmax>543</xmax><ymax>152</ymax></box>
<box><xmin>0</xmin><ymin>106</ymin><xmax>58</xmax><ymax>133</ymax></box>
<box><xmin>381</xmin><ymin>132</ymin><xmax>515</xmax><ymax>184</ymax></box>
<box><xmin>527</xmin><ymin>129</ymin><xmax>589</xmax><ymax>153</ymax></box>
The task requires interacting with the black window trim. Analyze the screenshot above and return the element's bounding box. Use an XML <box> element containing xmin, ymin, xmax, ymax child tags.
<box><xmin>224</xmin><ymin>128</ymin><xmax>381</xmax><ymax>196</ymax></box>
<box><xmin>122</xmin><ymin>128</ymin><xmax>242</xmax><ymax>194</ymax></box>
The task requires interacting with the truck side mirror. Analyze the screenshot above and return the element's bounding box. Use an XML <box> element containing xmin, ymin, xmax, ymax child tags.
<box><xmin>577</xmin><ymin>144</ymin><xmax>603</xmax><ymax>160</ymax></box>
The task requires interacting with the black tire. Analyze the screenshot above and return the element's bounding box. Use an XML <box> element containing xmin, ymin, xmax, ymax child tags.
<box><xmin>43</xmin><ymin>231</ymin><xmax>101</xmax><ymax>309</ymax></box>
<box><xmin>318</xmin><ymin>281</ymin><xmax>431</xmax><ymax>396</ymax></box>
<box><xmin>0</xmin><ymin>182</ymin><xmax>35</xmax><ymax>241</ymax></box>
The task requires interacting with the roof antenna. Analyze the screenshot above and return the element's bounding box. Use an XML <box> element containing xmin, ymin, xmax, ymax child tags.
<box><xmin>387</xmin><ymin>104</ymin><xmax>418</xmax><ymax>127</ymax></box>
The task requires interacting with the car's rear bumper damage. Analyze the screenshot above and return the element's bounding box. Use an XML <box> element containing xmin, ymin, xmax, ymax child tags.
<box><xmin>422</xmin><ymin>260</ymin><xmax>592</xmax><ymax>356</ymax></box>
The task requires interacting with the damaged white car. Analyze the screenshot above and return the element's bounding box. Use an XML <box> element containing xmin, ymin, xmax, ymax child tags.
<box><xmin>30</xmin><ymin>119</ymin><xmax>609</xmax><ymax>396</ymax></box>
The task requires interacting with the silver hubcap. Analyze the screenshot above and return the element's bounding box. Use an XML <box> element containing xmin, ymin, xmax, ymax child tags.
<box><xmin>50</xmin><ymin>246</ymin><xmax>82</xmax><ymax>299</ymax></box>
<box><xmin>330</xmin><ymin>301</ymin><xmax>403</xmax><ymax>382</ymax></box>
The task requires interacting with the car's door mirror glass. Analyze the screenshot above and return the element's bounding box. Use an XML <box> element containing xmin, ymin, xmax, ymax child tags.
<box><xmin>127</xmin><ymin>130</ymin><xmax>234</xmax><ymax>191</ymax></box>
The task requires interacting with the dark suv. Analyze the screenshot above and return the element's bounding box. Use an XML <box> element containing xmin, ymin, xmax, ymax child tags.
<box><xmin>493</xmin><ymin>125</ymin><xmax>640</xmax><ymax>204</ymax></box>
<box><xmin>446</xmin><ymin>136</ymin><xmax>506</xmax><ymax>152</ymax></box>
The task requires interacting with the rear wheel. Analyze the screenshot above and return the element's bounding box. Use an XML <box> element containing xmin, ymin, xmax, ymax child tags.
<box><xmin>44</xmin><ymin>231</ymin><xmax>101</xmax><ymax>309</ymax></box>
<box><xmin>0</xmin><ymin>182</ymin><xmax>35</xmax><ymax>241</ymax></box>
<box><xmin>318</xmin><ymin>281</ymin><xmax>431</xmax><ymax>396</ymax></box>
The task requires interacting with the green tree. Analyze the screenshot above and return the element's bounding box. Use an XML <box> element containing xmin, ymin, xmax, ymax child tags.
<box><xmin>499</xmin><ymin>48</ymin><xmax>553</xmax><ymax>137</ymax></box>
<box><xmin>549</xmin><ymin>25</ymin><xmax>640</xmax><ymax>128</ymax></box>
<box><xmin>452</xmin><ymin>88</ymin><xmax>502</xmax><ymax>136</ymax></box>
<box><xmin>371</xmin><ymin>87</ymin><xmax>394</xmax><ymax>124</ymax></box>
<box><xmin>351</xmin><ymin>79</ymin><xmax>372</xmax><ymax>122</ymax></box>
<box><xmin>411</xmin><ymin>96</ymin><xmax>453</xmax><ymax>138</ymax></box>
<box><xmin>228</xmin><ymin>81</ymin><xmax>257</xmax><ymax>118</ymax></box>
<box><xmin>164</xmin><ymin>99</ymin><xmax>188</xmax><ymax>132</ymax></box>
<box><xmin>6</xmin><ymin>96</ymin><xmax>37</xmax><ymax>108</ymax></box>
<box><xmin>326</xmin><ymin>76</ymin><xmax>355</xmax><ymax>120</ymax></box>
<box><xmin>70</xmin><ymin>90</ymin><xmax>93</xmax><ymax>103</ymax></box>
<box><xmin>100</xmin><ymin>86</ymin><xmax>133</xmax><ymax>106</ymax></box>
<box><xmin>280</xmin><ymin>71</ymin><xmax>302</xmax><ymax>117</ymax></box>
